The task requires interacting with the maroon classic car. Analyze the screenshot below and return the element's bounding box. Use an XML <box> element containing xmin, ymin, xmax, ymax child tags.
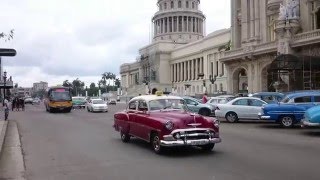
<box><xmin>113</xmin><ymin>93</ymin><xmax>221</xmax><ymax>154</ymax></box>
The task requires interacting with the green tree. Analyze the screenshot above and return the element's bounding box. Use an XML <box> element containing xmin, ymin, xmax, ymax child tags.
<box><xmin>115</xmin><ymin>78</ymin><xmax>121</xmax><ymax>88</ymax></box>
<box><xmin>62</xmin><ymin>80</ymin><xmax>72</xmax><ymax>87</ymax></box>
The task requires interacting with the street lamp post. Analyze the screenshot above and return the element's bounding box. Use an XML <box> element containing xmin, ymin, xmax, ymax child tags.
<box><xmin>3</xmin><ymin>71</ymin><xmax>7</xmax><ymax>103</ymax></box>
<box><xmin>198</xmin><ymin>73</ymin><xmax>218</xmax><ymax>94</ymax></box>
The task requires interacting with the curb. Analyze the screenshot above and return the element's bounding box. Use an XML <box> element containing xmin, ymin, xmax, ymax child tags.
<box><xmin>0</xmin><ymin>121</ymin><xmax>8</xmax><ymax>156</ymax></box>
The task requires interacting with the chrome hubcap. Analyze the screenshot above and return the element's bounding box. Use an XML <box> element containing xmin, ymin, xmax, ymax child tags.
<box><xmin>227</xmin><ymin>114</ymin><xmax>236</xmax><ymax>122</ymax></box>
<box><xmin>282</xmin><ymin>117</ymin><xmax>293</xmax><ymax>127</ymax></box>
<box><xmin>153</xmin><ymin>136</ymin><xmax>160</xmax><ymax>151</ymax></box>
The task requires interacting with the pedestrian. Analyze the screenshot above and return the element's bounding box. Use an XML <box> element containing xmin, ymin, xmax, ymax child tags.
<box><xmin>202</xmin><ymin>92</ymin><xmax>208</xmax><ymax>104</ymax></box>
<box><xmin>3</xmin><ymin>97</ymin><xmax>9</xmax><ymax>121</ymax></box>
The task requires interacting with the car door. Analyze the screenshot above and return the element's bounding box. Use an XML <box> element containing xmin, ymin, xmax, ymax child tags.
<box><xmin>232</xmin><ymin>99</ymin><xmax>250</xmax><ymax>119</ymax></box>
<box><xmin>134</xmin><ymin>100</ymin><xmax>150</xmax><ymax>140</ymax></box>
<box><xmin>293</xmin><ymin>96</ymin><xmax>313</xmax><ymax>120</ymax></box>
<box><xmin>248</xmin><ymin>99</ymin><xmax>267</xmax><ymax>119</ymax></box>
<box><xmin>127</xmin><ymin>100</ymin><xmax>140</xmax><ymax>136</ymax></box>
<box><xmin>185</xmin><ymin>99</ymin><xmax>200</xmax><ymax>113</ymax></box>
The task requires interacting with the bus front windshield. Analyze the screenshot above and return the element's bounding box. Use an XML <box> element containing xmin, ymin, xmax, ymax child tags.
<box><xmin>50</xmin><ymin>91</ymin><xmax>71</xmax><ymax>101</ymax></box>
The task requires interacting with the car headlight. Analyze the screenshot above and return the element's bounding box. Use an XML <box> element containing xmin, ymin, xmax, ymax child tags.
<box><xmin>165</xmin><ymin>121</ymin><xmax>174</xmax><ymax>130</ymax></box>
<box><xmin>214</xmin><ymin>120</ymin><xmax>220</xmax><ymax>127</ymax></box>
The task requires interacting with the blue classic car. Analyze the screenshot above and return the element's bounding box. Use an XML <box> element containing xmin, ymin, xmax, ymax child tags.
<box><xmin>182</xmin><ymin>96</ymin><xmax>215</xmax><ymax>116</ymax></box>
<box><xmin>301</xmin><ymin>105</ymin><xmax>320</xmax><ymax>127</ymax></box>
<box><xmin>259</xmin><ymin>92</ymin><xmax>320</xmax><ymax>127</ymax></box>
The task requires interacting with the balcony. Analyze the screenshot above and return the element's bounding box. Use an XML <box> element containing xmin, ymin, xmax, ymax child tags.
<box><xmin>291</xmin><ymin>29</ymin><xmax>320</xmax><ymax>48</ymax></box>
<box><xmin>221</xmin><ymin>41</ymin><xmax>277</xmax><ymax>62</ymax></box>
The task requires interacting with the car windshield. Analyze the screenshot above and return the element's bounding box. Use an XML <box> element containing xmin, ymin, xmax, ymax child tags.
<box><xmin>51</xmin><ymin>92</ymin><xmax>71</xmax><ymax>101</ymax></box>
<box><xmin>149</xmin><ymin>99</ymin><xmax>186</xmax><ymax>111</ymax></box>
<box><xmin>72</xmin><ymin>97</ymin><xmax>85</xmax><ymax>101</ymax></box>
<box><xmin>92</xmin><ymin>100</ymin><xmax>105</xmax><ymax>104</ymax></box>
<box><xmin>281</xmin><ymin>96</ymin><xmax>290</xmax><ymax>103</ymax></box>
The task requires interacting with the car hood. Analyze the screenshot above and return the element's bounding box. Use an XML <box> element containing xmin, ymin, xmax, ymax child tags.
<box><xmin>150</xmin><ymin>111</ymin><xmax>212</xmax><ymax>129</ymax></box>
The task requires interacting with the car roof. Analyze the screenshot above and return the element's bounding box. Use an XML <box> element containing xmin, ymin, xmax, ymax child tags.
<box><xmin>285</xmin><ymin>92</ymin><xmax>320</xmax><ymax>99</ymax></box>
<box><xmin>230</xmin><ymin>97</ymin><xmax>267</xmax><ymax>102</ymax></box>
<box><xmin>250</xmin><ymin>92</ymin><xmax>284</xmax><ymax>96</ymax></box>
<box><xmin>130</xmin><ymin>95</ymin><xmax>183</xmax><ymax>102</ymax></box>
<box><xmin>91</xmin><ymin>98</ymin><xmax>103</xmax><ymax>101</ymax></box>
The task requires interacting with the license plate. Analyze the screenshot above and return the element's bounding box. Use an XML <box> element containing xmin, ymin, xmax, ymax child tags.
<box><xmin>191</xmin><ymin>140</ymin><xmax>207</xmax><ymax>145</ymax></box>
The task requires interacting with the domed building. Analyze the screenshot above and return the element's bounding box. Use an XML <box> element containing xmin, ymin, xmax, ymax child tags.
<box><xmin>120</xmin><ymin>0</ymin><xmax>230</xmax><ymax>96</ymax></box>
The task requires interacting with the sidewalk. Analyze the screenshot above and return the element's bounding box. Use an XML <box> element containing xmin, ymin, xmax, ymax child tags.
<box><xmin>0</xmin><ymin>120</ymin><xmax>8</xmax><ymax>155</ymax></box>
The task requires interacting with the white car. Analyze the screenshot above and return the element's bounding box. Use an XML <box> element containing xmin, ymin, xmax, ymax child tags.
<box><xmin>215</xmin><ymin>97</ymin><xmax>267</xmax><ymax>123</ymax></box>
<box><xmin>87</xmin><ymin>99</ymin><xmax>108</xmax><ymax>112</ymax></box>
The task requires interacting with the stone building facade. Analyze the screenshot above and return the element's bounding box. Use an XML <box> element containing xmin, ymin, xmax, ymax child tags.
<box><xmin>120</xmin><ymin>0</ymin><xmax>230</xmax><ymax>96</ymax></box>
<box><xmin>222</xmin><ymin>0</ymin><xmax>320</xmax><ymax>93</ymax></box>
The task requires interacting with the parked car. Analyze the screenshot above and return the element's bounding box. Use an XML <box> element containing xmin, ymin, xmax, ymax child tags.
<box><xmin>249</xmin><ymin>92</ymin><xmax>284</xmax><ymax>103</ymax></box>
<box><xmin>215</xmin><ymin>97</ymin><xmax>267</xmax><ymax>123</ymax></box>
<box><xmin>113</xmin><ymin>93</ymin><xmax>221</xmax><ymax>154</ymax></box>
<box><xmin>72</xmin><ymin>97</ymin><xmax>87</xmax><ymax>109</ymax></box>
<box><xmin>32</xmin><ymin>98</ymin><xmax>41</xmax><ymax>105</ymax></box>
<box><xmin>24</xmin><ymin>97</ymin><xmax>34</xmax><ymax>104</ymax></box>
<box><xmin>182</xmin><ymin>96</ymin><xmax>215</xmax><ymax>116</ymax></box>
<box><xmin>87</xmin><ymin>99</ymin><xmax>108</xmax><ymax>112</ymax></box>
<box><xmin>108</xmin><ymin>98</ymin><xmax>117</xmax><ymax>105</ymax></box>
<box><xmin>301</xmin><ymin>105</ymin><xmax>320</xmax><ymax>127</ymax></box>
<box><xmin>259</xmin><ymin>92</ymin><xmax>320</xmax><ymax>127</ymax></box>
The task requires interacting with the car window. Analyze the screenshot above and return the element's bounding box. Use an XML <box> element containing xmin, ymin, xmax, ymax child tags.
<box><xmin>314</xmin><ymin>96</ymin><xmax>320</xmax><ymax>102</ymax></box>
<box><xmin>250</xmin><ymin>99</ymin><xmax>265</xmax><ymax>107</ymax></box>
<box><xmin>128</xmin><ymin>101</ymin><xmax>137</xmax><ymax>110</ymax></box>
<box><xmin>233</xmin><ymin>99</ymin><xmax>248</xmax><ymax>106</ymax></box>
<box><xmin>186</xmin><ymin>99</ymin><xmax>198</xmax><ymax>105</ymax></box>
<box><xmin>93</xmin><ymin>100</ymin><xmax>104</xmax><ymax>104</ymax></box>
<box><xmin>138</xmin><ymin>100</ymin><xmax>148</xmax><ymax>111</ymax></box>
<box><xmin>294</xmin><ymin>96</ymin><xmax>312</xmax><ymax>103</ymax></box>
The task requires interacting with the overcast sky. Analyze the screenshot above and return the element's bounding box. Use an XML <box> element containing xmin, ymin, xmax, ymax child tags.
<box><xmin>0</xmin><ymin>0</ymin><xmax>230</xmax><ymax>87</ymax></box>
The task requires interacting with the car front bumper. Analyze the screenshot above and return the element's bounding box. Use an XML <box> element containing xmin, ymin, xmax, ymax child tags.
<box><xmin>160</xmin><ymin>138</ymin><xmax>221</xmax><ymax>147</ymax></box>
<box><xmin>92</xmin><ymin>107</ymin><xmax>108</xmax><ymax>112</ymax></box>
<box><xmin>301</xmin><ymin>119</ymin><xmax>320</xmax><ymax>127</ymax></box>
<box><xmin>258</xmin><ymin>113</ymin><xmax>271</xmax><ymax>120</ymax></box>
<box><xmin>161</xmin><ymin>128</ymin><xmax>221</xmax><ymax>147</ymax></box>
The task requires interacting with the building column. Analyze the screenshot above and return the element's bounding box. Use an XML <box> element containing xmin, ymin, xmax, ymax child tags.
<box><xmin>195</xmin><ymin>59</ymin><xmax>198</xmax><ymax>80</ymax></box>
<box><xmin>203</xmin><ymin>57</ymin><xmax>208</xmax><ymax>78</ymax></box>
<box><xmin>184</xmin><ymin>61</ymin><xmax>187</xmax><ymax>81</ymax></box>
<box><xmin>167</xmin><ymin>17</ymin><xmax>169</xmax><ymax>33</ymax></box>
<box><xmin>186</xmin><ymin>16</ymin><xmax>189</xmax><ymax>32</ymax></box>
<box><xmin>189</xmin><ymin>60</ymin><xmax>192</xmax><ymax>80</ymax></box>
<box><xmin>191</xmin><ymin>59</ymin><xmax>194</xmax><ymax>80</ymax></box>
<box><xmin>250</xmin><ymin>0</ymin><xmax>254</xmax><ymax>38</ymax></box>
<box><xmin>254</xmin><ymin>0</ymin><xmax>260</xmax><ymax>37</ymax></box>
<box><xmin>179</xmin><ymin>63</ymin><xmax>182</xmax><ymax>82</ymax></box>
<box><xmin>176</xmin><ymin>16</ymin><xmax>179</xmax><ymax>32</ymax></box>
<box><xmin>154</xmin><ymin>21</ymin><xmax>156</xmax><ymax>36</ymax></box>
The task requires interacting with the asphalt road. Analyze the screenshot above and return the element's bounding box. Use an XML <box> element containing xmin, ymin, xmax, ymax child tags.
<box><xmin>7</xmin><ymin>103</ymin><xmax>320</xmax><ymax>180</ymax></box>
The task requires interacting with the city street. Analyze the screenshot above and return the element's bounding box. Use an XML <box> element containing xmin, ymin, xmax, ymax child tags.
<box><xmin>2</xmin><ymin>103</ymin><xmax>320</xmax><ymax>180</ymax></box>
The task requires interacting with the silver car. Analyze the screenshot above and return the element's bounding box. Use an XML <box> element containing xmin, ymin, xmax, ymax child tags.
<box><xmin>215</xmin><ymin>97</ymin><xmax>267</xmax><ymax>123</ymax></box>
<box><xmin>87</xmin><ymin>99</ymin><xmax>108</xmax><ymax>112</ymax></box>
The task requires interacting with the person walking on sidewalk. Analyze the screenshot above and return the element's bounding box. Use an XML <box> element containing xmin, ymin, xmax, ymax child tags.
<box><xmin>3</xmin><ymin>97</ymin><xmax>9</xmax><ymax>121</ymax></box>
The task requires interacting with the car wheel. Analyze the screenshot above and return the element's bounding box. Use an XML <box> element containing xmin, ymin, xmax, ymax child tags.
<box><xmin>120</xmin><ymin>131</ymin><xmax>130</xmax><ymax>143</ymax></box>
<box><xmin>199</xmin><ymin>109</ymin><xmax>210</xmax><ymax>116</ymax></box>
<box><xmin>225</xmin><ymin>112</ymin><xmax>238</xmax><ymax>123</ymax></box>
<box><xmin>280</xmin><ymin>116</ymin><xmax>294</xmax><ymax>128</ymax></box>
<box><xmin>151</xmin><ymin>133</ymin><xmax>163</xmax><ymax>154</ymax></box>
<box><xmin>200</xmin><ymin>144</ymin><xmax>215</xmax><ymax>151</ymax></box>
<box><xmin>87</xmin><ymin>107</ymin><xmax>90</xmax><ymax>112</ymax></box>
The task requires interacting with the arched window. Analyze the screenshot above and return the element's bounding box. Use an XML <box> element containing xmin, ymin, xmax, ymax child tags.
<box><xmin>178</xmin><ymin>1</ymin><xmax>182</xmax><ymax>8</ymax></box>
<box><xmin>164</xmin><ymin>2</ymin><xmax>167</xmax><ymax>9</ymax></box>
<box><xmin>192</xmin><ymin>2</ymin><xmax>195</xmax><ymax>9</ymax></box>
<box><xmin>186</xmin><ymin>1</ymin><xmax>189</xmax><ymax>8</ymax></box>
<box><xmin>220</xmin><ymin>83</ymin><xmax>223</xmax><ymax>92</ymax></box>
<box><xmin>171</xmin><ymin>1</ymin><xmax>174</xmax><ymax>9</ymax></box>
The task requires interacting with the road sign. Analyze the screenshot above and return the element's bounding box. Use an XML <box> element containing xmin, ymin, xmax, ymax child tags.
<box><xmin>0</xmin><ymin>48</ymin><xmax>17</xmax><ymax>57</ymax></box>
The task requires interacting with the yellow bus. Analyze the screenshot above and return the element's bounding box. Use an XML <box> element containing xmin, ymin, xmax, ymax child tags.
<box><xmin>44</xmin><ymin>86</ymin><xmax>73</xmax><ymax>113</ymax></box>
